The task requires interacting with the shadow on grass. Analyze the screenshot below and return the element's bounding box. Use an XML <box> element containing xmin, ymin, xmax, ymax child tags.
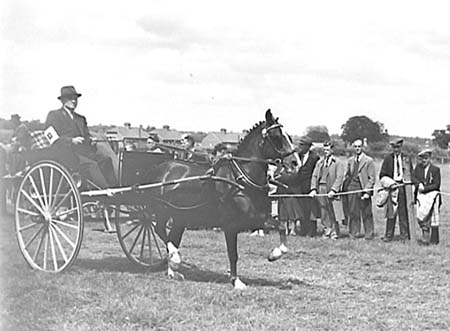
<box><xmin>73</xmin><ymin>257</ymin><xmax>311</xmax><ymax>290</ymax></box>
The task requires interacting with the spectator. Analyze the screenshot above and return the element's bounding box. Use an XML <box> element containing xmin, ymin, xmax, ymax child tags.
<box><xmin>343</xmin><ymin>139</ymin><xmax>376</xmax><ymax>239</ymax></box>
<box><xmin>310</xmin><ymin>141</ymin><xmax>345</xmax><ymax>239</ymax></box>
<box><xmin>295</xmin><ymin>136</ymin><xmax>320</xmax><ymax>236</ymax></box>
<box><xmin>412</xmin><ymin>149</ymin><xmax>441</xmax><ymax>245</ymax></box>
<box><xmin>379</xmin><ymin>138</ymin><xmax>414</xmax><ymax>242</ymax></box>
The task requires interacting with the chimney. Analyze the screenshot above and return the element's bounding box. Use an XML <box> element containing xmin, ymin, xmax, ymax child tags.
<box><xmin>220</xmin><ymin>128</ymin><xmax>227</xmax><ymax>134</ymax></box>
<box><xmin>163</xmin><ymin>125</ymin><xmax>170</xmax><ymax>130</ymax></box>
<box><xmin>124</xmin><ymin>122</ymin><xmax>131</xmax><ymax>129</ymax></box>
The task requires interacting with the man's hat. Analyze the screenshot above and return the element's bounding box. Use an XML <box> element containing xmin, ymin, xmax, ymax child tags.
<box><xmin>323</xmin><ymin>140</ymin><xmax>334</xmax><ymax>148</ymax></box>
<box><xmin>389</xmin><ymin>138</ymin><xmax>403</xmax><ymax>147</ymax></box>
<box><xmin>298</xmin><ymin>135</ymin><xmax>313</xmax><ymax>146</ymax></box>
<box><xmin>418</xmin><ymin>148</ymin><xmax>432</xmax><ymax>157</ymax></box>
<box><xmin>58</xmin><ymin>86</ymin><xmax>82</xmax><ymax>100</ymax></box>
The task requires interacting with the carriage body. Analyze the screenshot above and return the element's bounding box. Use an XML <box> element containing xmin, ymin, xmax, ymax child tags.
<box><xmin>2</xmin><ymin>137</ymin><xmax>177</xmax><ymax>273</ymax></box>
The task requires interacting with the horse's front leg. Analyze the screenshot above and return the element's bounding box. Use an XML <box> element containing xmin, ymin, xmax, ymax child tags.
<box><xmin>166</xmin><ymin>219</ymin><xmax>185</xmax><ymax>281</ymax></box>
<box><xmin>268</xmin><ymin>218</ymin><xmax>288</xmax><ymax>262</ymax></box>
<box><xmin>224</xmin><ymin>229</ymin><xmax>247</xmax><ymax>290</ymax></box>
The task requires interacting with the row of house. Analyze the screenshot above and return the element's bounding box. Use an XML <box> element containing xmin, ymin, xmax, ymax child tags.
<box><xmin>96</xmin><ymin>124</ymin><xmax>243</xmax><ymax>151</ymax></box>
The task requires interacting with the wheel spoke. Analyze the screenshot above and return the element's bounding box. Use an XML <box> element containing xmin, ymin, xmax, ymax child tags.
<box><xmin>149</xmin><ymin>225</ymin><xmax>163</xmax><ymax>258</ymax></box>
<box><xmin>50</xmin><ymin>174</ymin><xmax>65</xmax><ymax>210</ymax></box>
<box><xmin>51</xmin><ymin>219</ymin><xmax>79</xmax><ymax>230</ymax></box>
<box><xmin>48</xmin><ymin>225</ymin><xmax>59</xmax><ymax>271</ymax></box>
<box><xmin>51</xmin><ymin>222</ymin><xmax>75</xmax><ymax>248</ymax></box>
<box><xmin>39</xmin><ymin>168</ymin><xmax>48</xmax><ymax>209</ymax></box>
<box><xmin>122</xmin><ymin>222</ymin><xmax>140</xmax><ymax>240</ymax></box>
<box><xmin>24</xmin><ymin>224</ymin><xmax>45</xmax><ymax>249</ymax></box>
<box><xmin>52</xmin><ymin>190</ymin><xmax>73</xmax><ymax>216</ymax></box>
<box><xmin>48</xmin><ymin>167</ymin><xmax>54</xmax><ymax>207</ymax></box>
<box><xmin>50</xmin><ymin>225</ymin><xmax>68</xmax><ymax>263</ymax></box>
<box><xmin>140</xmin><ymin>226</ymin><xmax>147</xmax><ymax>260</ymax></box>
<box><xmin>147</xmin><ymin>227</ymin><xmax>153</xmax><ymax>264</ymax></box>
<box><xmin>28</xmin><ymin>175</ymin><xmax>47</xmax><ymax>212</ymax></box>
<box><xmin>129</xmin><ymin>225</ymin><xmax>144</xmax><ymax>255</ymax></box>
<box><xmin>21</xmin><ymin>189</ymin><xmax>46</xmax><ymax>216</ymax></box>
<box><xmin>43</xmin><ymin>229</ymin><xmax>49</xmax><ymax>270</ymax></box>
<box><xmin>18</xmin><ymin>222</ymin><xmax>39</xmax><ymax>232</ymax></box>
<box><xmin>17</xmin><ymin>208</ymin><xmax>40</xmax><ymax>217</ymax></box>
<box><xmin>54</xmin><ymin>207</ymin><xmax>78</xmax><ymax>219</ymax></box>
<box><xmin>32</xmin><ymin>227</ymin><xmax>46</xmax><ymax>261</ymax></box>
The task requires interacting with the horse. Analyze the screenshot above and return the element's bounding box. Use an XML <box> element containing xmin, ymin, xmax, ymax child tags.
<box><xmin>150</xmin><ymin>109</ymin><xmax>299</xmax><ymax>289</ymax></box>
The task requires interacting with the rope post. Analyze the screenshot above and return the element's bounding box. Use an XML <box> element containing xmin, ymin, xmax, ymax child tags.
<box><xmin>405</xmin><ymin>184</ymin><xmax>417</xmax><ymax>244</ymax></box>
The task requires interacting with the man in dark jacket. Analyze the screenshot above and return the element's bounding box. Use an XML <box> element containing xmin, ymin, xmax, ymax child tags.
<box><xmin>412</xmin><ymin>149</ymin><xmax>441</xmax><ymax>245</ymax></box>
<box><xmin>379</xmin><ymin>138</ymin><xmax>414</xmax><ymax>242</ymax></box>
<box><xmin>45</xmin><ymin>86</ymin><xmax>117</xmax><ymax>188</ymax></box>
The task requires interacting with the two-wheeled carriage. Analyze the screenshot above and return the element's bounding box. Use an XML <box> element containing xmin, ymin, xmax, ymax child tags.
<box><xmin>3</xmin><ymin>138</ymin><xmax>205</xmax><ymax>272</ymax></box>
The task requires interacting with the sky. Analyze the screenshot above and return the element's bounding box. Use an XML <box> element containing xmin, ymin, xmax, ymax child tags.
<box><xmin>1</xmin><ymin>0</ymin><xmax>450</xmax><ymax>138</ymax></box>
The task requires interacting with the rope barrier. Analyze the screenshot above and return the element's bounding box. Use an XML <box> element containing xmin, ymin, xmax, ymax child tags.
<box><xmin>269</xmin><ymin>185</ymin><xmax>450</xmax><ymax>199</ymax></box>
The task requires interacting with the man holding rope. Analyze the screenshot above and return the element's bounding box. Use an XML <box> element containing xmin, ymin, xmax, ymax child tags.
<box><xmin>310</xmin><ymin>141</ymin><xmax>345</xmax><ymax>239</ymax></box>
<box><xmin>379</xmin><ymin>138</ymin><xmax>414</xmax><ymax>242</ymax></box>
<box><xmin>343</xmin><ymin>139</ymin><xmax>376</xmax><ymax>239</ymax></box>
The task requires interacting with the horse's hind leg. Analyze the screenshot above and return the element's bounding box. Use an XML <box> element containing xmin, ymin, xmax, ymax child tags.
<box><xmin>224</xmin><ymin>229</ymin><xmax>246</xmax><ymax>290</ymax></box>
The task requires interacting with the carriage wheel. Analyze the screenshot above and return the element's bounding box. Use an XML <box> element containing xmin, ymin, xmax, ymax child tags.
<box><xmin>15</xmin><ymin>161</ymin><xmax>83</xmax><ymax>273</ymax></box>
<box><xmin>115</xmin><ymin>206</ymin><xmax>167</xmax><ymax>268</ymax></box>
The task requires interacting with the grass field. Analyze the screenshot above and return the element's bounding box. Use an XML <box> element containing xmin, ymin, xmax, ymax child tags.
<box><xmin>1</xmin><ymin>162</ymin><xmax>450</xmax><ymax>331</ymax></box>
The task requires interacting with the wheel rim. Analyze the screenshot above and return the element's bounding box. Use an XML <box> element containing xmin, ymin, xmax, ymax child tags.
<box><xmin>116</xmin><ymin>206</ymin><xmax>167</xmax><ymax>267</ymax></box>
<box><xmin>15</xmin><ymin>161</ymin><xmax>84</xmax><ymax>273</ymax></box>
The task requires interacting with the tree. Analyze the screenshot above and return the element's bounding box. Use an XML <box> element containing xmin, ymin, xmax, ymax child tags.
<box><xmin>432</xmin><ymin>125</ymin><xmax>450</xmax><ymax>149</ymax></box>
<box><xmin>341</xmin><ymin>115</ymin><xmax>388</xmax><ymax>144</ymax></box>
<box><xmin>305</xmin><ymin>125</ymin><xmax>330</xmax><ymax>142</ymax></box>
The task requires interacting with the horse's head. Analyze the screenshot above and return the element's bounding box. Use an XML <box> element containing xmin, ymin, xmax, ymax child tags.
<box><xmin>260</xmin><ymin>109</ymin><xmax>300</xmax><ymax>169</ymax></box>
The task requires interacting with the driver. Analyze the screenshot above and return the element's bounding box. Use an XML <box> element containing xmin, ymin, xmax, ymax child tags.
<box><xmin>45</xmin><ymin>86</ymin><xmax>117</xmax><ymax>188</ymax></box>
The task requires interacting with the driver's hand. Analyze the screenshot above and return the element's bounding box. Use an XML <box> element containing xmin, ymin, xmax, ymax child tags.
<box><xmin>72</xmin><ymin>137</ymin><xmax>84</xmax><ymax>144</ymax></box>
<box><xmin>309</xmin><ymin>190</ymin><xmax>317</xmax><ymax>198</ymax></box>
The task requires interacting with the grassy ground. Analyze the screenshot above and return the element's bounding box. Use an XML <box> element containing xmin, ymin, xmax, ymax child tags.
<box><xmin>1</xmin><ymin>163</ymin><xmax>450</xmax><ymax>331</ymax></box>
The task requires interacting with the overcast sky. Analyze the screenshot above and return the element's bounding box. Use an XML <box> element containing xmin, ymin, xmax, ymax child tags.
<box><xmin>1</xmin><ymin>0</ymin><xmax>450</xmax><ymax>138</ymax></box>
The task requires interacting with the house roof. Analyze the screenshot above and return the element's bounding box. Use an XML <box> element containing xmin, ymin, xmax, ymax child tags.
<box><xmin>148</xmin><ymin>128</ymin><xmax>184</xmax><ymax>141</ymax></box>
<box><xmin>200</xmin><ymin>131</ymin><xmax>243</xmax><ymax>148</ymax></box>
<box><xmin>104</xmin><ymin>126</ymin><xmax>149</xmax><ymax>139</ymax></box>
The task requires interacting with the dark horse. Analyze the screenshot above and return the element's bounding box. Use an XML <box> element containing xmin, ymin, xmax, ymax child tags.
<box><xmin>151</xmin><ymin>109</ymin><xmax>298</xmax><ymax>289</ymax></box>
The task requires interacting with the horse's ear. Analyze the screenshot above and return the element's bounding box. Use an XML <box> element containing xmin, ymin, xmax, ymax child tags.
<box><xmin>265</xmin><ymin>109</ymin><xmax>274</xmax><ymax>125</ymax></box>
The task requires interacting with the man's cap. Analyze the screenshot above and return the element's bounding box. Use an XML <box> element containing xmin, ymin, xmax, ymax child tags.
<box><xmin>323</xmin><ymin>140</ymin><xmax>334</xmax><ymax>148</ymax></box>
<box><xmin>58</xmin><ymin>86</ymin><xmax>82</xmax><ymax>100</ymax></box>
<box><xmin>418</xmin><ymin>148</ymin><xmax>432</xmax><ymax>157</ymax></box>
<box><xmin>298</xmin><ymin>135</ymin><xmax>313</xmax><ymax>146</ymax></box>
<box><xmin>389</xmin><ymin>138</ymin><xmax>403</xmax><ymax>147</ymax></box>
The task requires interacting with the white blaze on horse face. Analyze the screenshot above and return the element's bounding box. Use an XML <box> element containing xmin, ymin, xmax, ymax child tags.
<box><xmin>281</xmin><ymin>129</ymin><xmax>300</xmax><ymax>171</ymax></box>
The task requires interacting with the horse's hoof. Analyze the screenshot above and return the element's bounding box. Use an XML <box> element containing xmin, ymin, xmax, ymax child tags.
<box><xmin>232</xmin><ymin>277</ymin><xmax>247</xmax><ymax>290</ymax></box>
<box><xmin>168</xmin><ymin>251</ymin><xmax>181</xmax><ymax>270</ymax></box>
<box><xmin>168</xmin><ymin>269</ymin><xmax>185</xmax><ymax>281</ymax></box>
<box><xmin>268</xmin><ymin>247</ymin><xmax>283</xmax><ymax>262</ymax></box>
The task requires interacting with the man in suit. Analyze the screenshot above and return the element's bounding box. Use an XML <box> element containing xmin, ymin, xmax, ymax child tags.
<box><xmin>45</xmin><ymin>86</ymin><xmax>117</xmax><ymax>188</ymax></box>
<box><xmin>310</xmin><ymin>141</ymin><xmax>345</xmax><ymax>239</ymax></box>
<box><xmin>379</xmin><ymin>138</ymin><xmax>414</xmax><ymax>242</ymax></box>
<box><xmin>343</xmin><ymin>139</ymin><xmax>376</xmax><ymax>239</ymax></box>
<box><xmin>412</xmin><ymin>149</ymin><xmax>441</xmax><ymax>245</ymax></box>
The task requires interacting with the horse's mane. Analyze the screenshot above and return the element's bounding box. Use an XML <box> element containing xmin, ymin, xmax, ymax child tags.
<box><xmin>235</xmin><ymin>120</ymin><xmax>265</xmax><ymax>154</ymax></box>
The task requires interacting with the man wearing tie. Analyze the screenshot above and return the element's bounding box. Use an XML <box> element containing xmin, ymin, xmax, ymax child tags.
<box><xmin>45</xmin><ymin>86</ymin><xmax>117</xmax><ymax>188</ymax></box>
<box><xmin>343</xmin><ymin>139</ymin><xmax>376</xmax><ymax>239</ymax></box>
<box><xmin>379</xmin><ymin>138</ymin><xmax>414</xmax><ymax>242</ymax></box>
<box><xmin>310</xmin><ymin>141</ymin><xmax>345</xmax><ymax>239</ymax></box>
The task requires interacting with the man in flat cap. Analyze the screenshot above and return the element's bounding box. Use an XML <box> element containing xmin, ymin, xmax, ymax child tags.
<box><xmin>343</xmin><ymin>139</ymin><xmax>376</xmax><ymax>239</ymax></box>
<box><xmin>379</xmin><ymin>138</ymin><xmax>414</xmax><ymax>242</ymax></box>
<box><xmin>412</xmin><ymin>149</ymin><xmax>441</xmax><ymax>245</ymax></box>
<box><xmin>310</xmin><ymin>141</ymin><xmax>345</xmax><ymax>239</ymax></box>
<box><xmin>45</xmin><ymin>86</ymin><xmax>117</xmax><ymax>188</ymax></box>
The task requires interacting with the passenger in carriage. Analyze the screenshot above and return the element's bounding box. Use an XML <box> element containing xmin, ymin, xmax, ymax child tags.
<box><xmin>45</xmin><ymin>86</ymin><xmax>117</xmax><ymax>188</ymax></box>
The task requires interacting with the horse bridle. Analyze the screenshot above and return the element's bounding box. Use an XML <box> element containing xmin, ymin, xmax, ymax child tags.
<box><xmin>261</xmin><ymin>123</ymin><xmax>295</xmax><ymax>161</ymax></box>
